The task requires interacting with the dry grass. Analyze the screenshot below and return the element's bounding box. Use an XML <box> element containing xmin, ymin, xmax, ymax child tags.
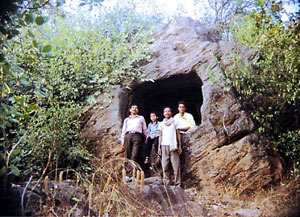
<box><xmin>23</xmin><ymin>152</ymin><xmax>300</xmax><ymax>217</ymax></box>
<box><xmin>185</xmin><ymin>174</ymin><xmax>300</xmax><ymax>217</ymax></box>
<box><xmin>258</xmin><ymin>176</ymin><xmax>300</xmax><ymax>217</ymax></box>
<box><xmin>23</xmin><ymin>156</ymin><xmax>161</xmax><ymax>216</ymax></box>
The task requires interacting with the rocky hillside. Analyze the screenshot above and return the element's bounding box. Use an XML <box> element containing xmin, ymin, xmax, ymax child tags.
<box><xmin>83</xmin><ymin>18</ymin><xmax>283</xmax><ymax>193</ymax></box>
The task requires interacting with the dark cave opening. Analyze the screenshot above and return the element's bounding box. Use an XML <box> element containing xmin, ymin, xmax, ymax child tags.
<box><xmin>122</xmin><ymin>71</ymin><xmax>203</xmax><ymax>125</ymax></box>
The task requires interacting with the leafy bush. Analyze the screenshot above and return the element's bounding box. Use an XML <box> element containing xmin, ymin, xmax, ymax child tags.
<box><xmin>226</xmin><ymin>1</ymin><xmax>300</xmax><ymax>170</ymax></box>
<box><xmin>16</xmin><ymin>100</ymin><xmax>92</xmax><ymax>177</ymax></box>
<box><xmin>8</xmin><ymin>16</ymin><xmax>153</xmax><ymax>103</ymax></box>
<box><xmin>277</xmin><ymin>130</ymin><xmax>300</xmax><ymax>168</ymax></box>
<box><xmin>1</xmin><ymin>1</ymin><xmax>161</xmax><ymax>180</ymax></box>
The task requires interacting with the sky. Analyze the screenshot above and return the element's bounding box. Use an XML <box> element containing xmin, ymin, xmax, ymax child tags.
<box><xmin>281</xmin><ymin>3</ymin><xmax>299</xmax><ymax>21</ymax></box>
<box><xmin>63</xmin><ymin>0</ymin><xmax>299</xmax><ymax>22</ymax></box>
<box><xmin>63</xmin><ymin>0</ymin><xmax>209</xmax><ymax>19</ymax></box>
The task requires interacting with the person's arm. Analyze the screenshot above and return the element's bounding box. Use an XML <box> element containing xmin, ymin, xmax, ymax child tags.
<box><xmin>176</xmin><ymin>129</ymin><xmax>182</xmax><ymax>154</ymax></box>
<box><xmin>158</xmin><ymin>130</ymin><xmax>162</xmax><ymax>155</ymax></box>
<box><xmin>146</xmin><ymin>123</ymin><xmax>150</xmax><ymax>139</ymax></box>
<box><xmin>141</xmin><ymin>116</ymin><xmax>147</xmax><ymax>137</ymax></box>
<box><xmin>189</xmin><ymin>114</ymin><xmax>196</xmax><ymax>128</ymax></box>
<box><xmin>155</xmin><ymin>122</ymin><xmax>160</xmax><ymax>138</ymax></box>
<box><xmin>121</xmin><ymin>119</ymin><xmax>127</xmax><ymax>148</ymax></box>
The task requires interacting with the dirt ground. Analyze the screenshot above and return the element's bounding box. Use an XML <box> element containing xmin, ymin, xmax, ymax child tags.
<box><xmin>184</xmin><ymin>175</ymin><xmax>300</xmax><ymax>217</ymax></box>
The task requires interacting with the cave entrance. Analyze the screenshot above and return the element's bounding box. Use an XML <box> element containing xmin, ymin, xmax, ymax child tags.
<box><xmin>123</xmin><ymin>71</ymin><xmax>203</xmax><ymax>125</ymax></box>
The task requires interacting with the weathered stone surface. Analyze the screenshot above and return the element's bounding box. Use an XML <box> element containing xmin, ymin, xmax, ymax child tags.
<box><xmin>235</xmin><ymin>209</ymin><xmax>262</xmax><ymax>217</ymax></box>
<box><xmin>6</xmin><ymin>177</ymin><xmax>206</xmax><ymax>216</ymax></box>
<box><xmin>83</xmin><ymin>17</ymin><xmax>282</xmax><ymax>192</ymax></box>
<box><xmin>128</xmin><ymin>177</ymin><xmax>208</xmax><ymax>216</ymax></box>
<box><xmin>0</xmin><ymin>181</ymin><xmax>90</xmax><ymax>217</ymax></box>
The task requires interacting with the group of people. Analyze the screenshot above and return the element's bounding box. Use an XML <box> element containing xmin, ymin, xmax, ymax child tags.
<box><xmin>121</xmin><ymin>101</ymin><xmax>196</xmax><ymax>186</ymax></box>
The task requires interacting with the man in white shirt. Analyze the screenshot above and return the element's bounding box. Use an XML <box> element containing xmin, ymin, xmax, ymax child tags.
<box><xmin>158</xmin><ymin>107</ymin><xmax>182</xmax><ymax>186</ymax></box>
<box><xmin>121</xmin><ymin>105</ymin><xmax>147</xmax><ymax>164</ymax></box>
<box><xmin>174</xmin><ymin>101</ymin><xmax>196</xmax><ymax>134</ymax></box>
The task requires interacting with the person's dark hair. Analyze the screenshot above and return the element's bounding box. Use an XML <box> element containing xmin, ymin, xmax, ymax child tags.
<box><xmin>150</xmin><ymin>112</ymin><xmax>158</xmax><ymax>116</ymax></box>
<box><xmin>178</xmin><ymin>101</ymin><xmax>186</xmax><ymax>106</ymax></box>
<box><xmin>130</xmin><ymin>104</ymin><xmax>138</xmax><ymax>108</ymax></box>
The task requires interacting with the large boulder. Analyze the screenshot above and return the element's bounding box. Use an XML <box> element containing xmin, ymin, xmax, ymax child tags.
<box><xmin>128</xmin><ymin>176</ymin><xmax>208</xmax><ymax>216</ymax></box>
<box><xmin>83</xmin><ymin>18</ymin><xmax>282</xmax><ymax>192</ymax></box>
<box><xmin>4</xmin><ymin>178</ymin><xmax>207</xmax><ymax>216</ymax></box>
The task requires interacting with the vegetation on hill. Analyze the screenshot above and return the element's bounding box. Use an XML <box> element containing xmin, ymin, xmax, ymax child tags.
<box><xmin>227</xmin><ymin>0</ymin><xmax>300</xmax><ymax>171</ymax></box>
<box><xmin>0</xmin><ymin>0</ymin><xmax>158</xmax><ymax>183</ymax></box>
<box><xmin>0</xmin><ymin>0</ymin><xmax>299</xmax><ymax>215</ymax></box>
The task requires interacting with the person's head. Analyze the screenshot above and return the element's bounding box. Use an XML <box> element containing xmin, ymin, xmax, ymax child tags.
<box><xmin>150</xmin><ymin>112</ymin><xmax>158</xmax><ymax>122</ymax></box>
<box><xmin>178</xmin><ymin>101</ymin><xmax>186</xmax><ymax>114</ymax></box>
<box><xmin>129</xmin><ymin>105</ymin><xmax>139</xmax><ymax>115</ymax></box>
<box><xmin>163</xmin><ymin>107</ymin><xmax>172</xmax><ymax>118</ymax></box>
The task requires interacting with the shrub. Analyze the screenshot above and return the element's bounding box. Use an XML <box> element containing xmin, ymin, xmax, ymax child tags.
<box><xmin>277</xmin><ymin>130</ymin><xmax>300</xmax><ymax>170</ymax></box>
<box><xmin>17</xmin><ymin>100</ymin><xmax>92</xmax><ymax>177</ymax></box>
<box><xmin>1</xmin><ymin>1</ymin><xmax>160</xmax><ymax>180</ymax></box>
<box><xmin>226</xmin><ymin>1</ymin><xmax>300</xmax><ymax>170</ymax></box>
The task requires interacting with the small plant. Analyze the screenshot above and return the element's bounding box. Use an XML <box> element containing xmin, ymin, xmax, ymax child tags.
<box><xmin>122</xmin><ymin>168</ymin><xmax>127</xmax><ymax>184</ymax></box>
<box><xmin>277</xmin><ymin>130</ymin><xmax>300</xmax><ymax>170</ymax></box>
<box><xmin>135</xmin><ymin>170</ymin><xmax>140</xmax><ymax>189</ymax></box>
<box><xmin>140</xmin><ymin>171</ymin><xmax>145</xmax><ymax>193</ymax></box>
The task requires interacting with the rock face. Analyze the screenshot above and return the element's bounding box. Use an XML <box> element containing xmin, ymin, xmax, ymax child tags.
<box><xmin>129</xmin><ymin>177</ymin><xmax>208</xmax><ymax>216</ymax></box>
<box><xmin>4</xmin><ymin>178</ymin><xmax>207</xmax><ymax>216</ymax></box>
<box><xmin>0</xmin><ymin>181</ymin><xmax>87</xmax><ymax>217</ymax></box>
<box><xmin>83</xmin><ymin>18</ymin><xmax>282</xmax><ymax>192</ymax></box>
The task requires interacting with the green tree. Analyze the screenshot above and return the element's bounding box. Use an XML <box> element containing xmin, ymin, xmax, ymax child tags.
<box><xmin>227</xmin><ymin>0</ymin><xmax>300</xmax><ymax>170</ymax></box>
<box><xmin>0</xmin><ymin>0</ymin><xmax>56</xmax><ymax>193</ymax></box>
<box><xmin>1</xmin><ymin>0</ymin><xmax>160</xmax><ymax>182</ymax></box>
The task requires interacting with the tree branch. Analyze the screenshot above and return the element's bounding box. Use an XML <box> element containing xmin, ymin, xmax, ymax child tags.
<box><xmin>27</xmin><ymin>0</ymin><xmax>50</xmax><ymax>10</ymax></box>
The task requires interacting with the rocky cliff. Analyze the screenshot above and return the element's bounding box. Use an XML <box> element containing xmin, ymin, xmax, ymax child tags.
<box><xmin>83</xmin><ymin>18</ymin><xmax>282</xmax><ymax>193</ymax></box>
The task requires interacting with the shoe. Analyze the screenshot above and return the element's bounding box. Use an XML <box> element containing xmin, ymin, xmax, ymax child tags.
<box><xmin>144</xmin><ymin>157</ymin><xmax>150</xmax><ymax>164</ymax></box>
<box><xmin>125</xmin><ymin>176</ymin><xmax>133</xmax><ymax>182</ymax></box>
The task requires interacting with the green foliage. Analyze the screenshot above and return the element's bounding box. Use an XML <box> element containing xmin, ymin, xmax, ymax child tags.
<box><xmin>1</xmin><ymin>1</ymin><xmax>158</xmax><ymax>181</ymax></box>
<box><xmin>1</xmin><ymin>0</ymin><xmax>55</xmax><ymax>182</ymax></box>
<box><xmin>227</xmin><ymin>1</ymin><xmax>300</xmax><ymax>170</ymax></box>
<box><xmin>277</xmin><ymin>130</ymin><xmax>300</xmax><ymax>167</ymax></box>
<box><xmin>16</xmin><ymin>100</ymin><xmax>91</xmax><ymax>176</ymax></box>
<box><xmin>7</xmin><ymin>12</ymin><xmax>153</xmax><ymax>103</ymax></box>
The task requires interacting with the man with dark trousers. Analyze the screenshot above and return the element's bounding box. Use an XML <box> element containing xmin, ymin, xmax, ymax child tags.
<box><xmin>121</xmin><ymin>105</ymin><xmax>147</xmax><ymax>178</ymax></box>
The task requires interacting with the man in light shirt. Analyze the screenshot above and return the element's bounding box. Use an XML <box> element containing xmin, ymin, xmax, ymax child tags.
<box><xmin>121</xmin><ymin>105</ymin><xmax>147</xmax><ymax>165</ymax></box>
<box><xmin>158</xmin><ymin>107</ymin><xmax>182</xmax><ymax>186</ymax></box>
<box><xmin>174</xmin><ymin>101</ymin><xmax>196</xmax><ymax>134</ymax></box>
